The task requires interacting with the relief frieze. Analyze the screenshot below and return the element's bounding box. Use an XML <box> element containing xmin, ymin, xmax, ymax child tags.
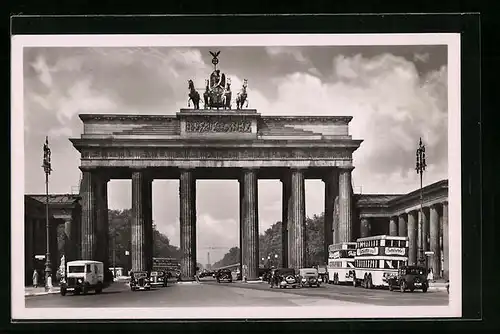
<box><xmin>185</xmin><ymin>119</ymin><xmax>252</xmax><ymax>133</ymax></box>
<box><xmin>81</xmin><ymin>147</ymin><xmax>351</xmax><ymax>160</ymax></box>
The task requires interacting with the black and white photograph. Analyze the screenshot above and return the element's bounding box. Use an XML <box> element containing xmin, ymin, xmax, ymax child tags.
<box><xmin>12</xmin><ymin>33</ymin><xmax>461</xmax><ymax>319</ymax></box>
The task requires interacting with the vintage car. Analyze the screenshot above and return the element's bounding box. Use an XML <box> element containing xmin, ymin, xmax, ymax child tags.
<box><xmin>130</xmin><ymin>271</ymin><xmax>151</xmax><ymax>291</ymax></box>
<box><xmin>60</xmin><ymin>260</ymin><xmax>108</xmax><ymax>296</ymax></box>
<box><xmin>317</xmin><ymin>265</ymin><xmax>328</xmax><ymax>283</ymax></box>
<box><xmin>388</xmin><ymin>265</ymin><xmax>429</xmax><ymax>293</ymax></box>
<box><xmin>298</xmin><ymin>268</ymin><xmax>321</xmax><ymax>288</ymax></box>
<box><xmin>215</xmin><ymin>269</ymin><xmax>233</xmax><ymax>283</ymax></box>
<box><xmin>269</xmin><ymin>268</ymin><xmax>300</xmax><ymax>289</ymax></box>
<box><xmin>149</xmin><ymin>271</ymin><xmax>168</xmax><ymax>288</ymax></box>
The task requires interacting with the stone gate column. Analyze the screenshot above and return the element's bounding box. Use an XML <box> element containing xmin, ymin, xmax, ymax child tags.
<box><xmin>418</xmin><ymin>208</ymin><xmax>429</xmax><ymax>265</ymax></box>
<box><xmin>281</xmin><ymin>173</ymin><xmax>291</xmax><ymax>268</ymax></box>
<box><xmin>429</xmin><ymin>204</ymin><xmax>441</xmax><ymax>278</ymax></box>
<box><xmin>131</xmin><ymin>170</ymin><xmax>149</xmax><ymax>272</ymax></box>
<box><xmin>49</xmin><ymin>220</ymin><xmax>59</xmax><ymax>280</ymax></box>
<box><xmin>442</xmin><ymin>201</ymin><xmax>449</xmax><ymax>279</ymax></box>
<box><xmin>25</xmin><ymin>217</ymin><xmax>34</xmax><ymax>284</ymax></box>
<box><xmin>80</xmin><ymin>169</ymin><xmax>97</xmax><ymax>260</ymax></box>
<box><xmin>323</xmin><ymin>169</ymin><xmax>338</xmax><ymax>263</ymax></box>
<box><xmin>95</xmin><ymin>174</ymin><xmax>110</xmax><ymax>269</ymax></box>
<box><xmin>143</xmin><ymin>177</ymin><xmax>153</xmax><ymax>273</ymax></box>
<box><xmin>179</xmin><ymin>169</ymin><xmax>196</xmax><ymax>280</ymax></box>
<box><xmin>241</xmin><ymin>168</ymin><xmax>259</xmax><ymax>280</ymax></box>
<box><xmin>407</xmin><ymin>211</ymin><xmax>418</xmax><ymax>265</ymax></box>
<box><xmin>63</xmin><ymin>218</ymin><xmax>75</xmax><ymax>262</ymax></box>
<box><xmin>398</xmin><ymin>214</ymin><xmax>407</xmax><ymax>237</ymax></box>
<box><xmin>360</xmin><ymin>217</ymin><xmax>371</xmax><ymax>237</ymax></box>
<box><xmin>289</xmin><ymin>168</ymin><xmax>306</xmax><ymax>269</ymax></box>
<box><xmin>389</xmin><ymin>216</ymin><xmax>398</xmax><ymax>236</ymax></box>
<box><xmin>338</xmin><ymin>167</ymin><xmax>354</xmax><ymax>242</ymax></box>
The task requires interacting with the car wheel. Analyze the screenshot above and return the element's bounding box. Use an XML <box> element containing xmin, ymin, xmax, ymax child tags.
<box><xmin>353</xmin><ymin>278</ymin><xmax>357</xmax><ymax>287</ymax></box>
<box><xmin>409</xmin><ymin>286</ymin><xmax>415</xmax><ymax>293</ymax></box>
<box><xmin>82</xmin><ymin>285</ymin><xmax>89</xmax><ymax>295</ymax></box>
<box><xmin>95</xmin><ymin>283</ymin><xmax>103</xmax><ymax>294</ymax></box>
<box><xmin>422</xmin><ymin>284</ymin><xmax>428</xmax><ymax>293</ymax></box>
<box><xmin>74</xmin><ymin>289</ymin><xmax>81</xmax><ymax>295</ymax></box>
<box><xmin>367</xmin><ymin>275</ymin><xmax>373</xmax><ymax>289</ymax></box>
<box><xmin>389</xmin><ymin>283</ymin><xmax>393</xmax><ymax>291</ymax></box>
<box><xmin>60</xmin><ymin>288</ymin><xmax>66</xmax><ymax>296</ymax></box>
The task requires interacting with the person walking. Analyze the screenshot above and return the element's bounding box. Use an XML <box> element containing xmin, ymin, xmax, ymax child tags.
<box><xmin>32</xmin><ymin>269</ymin><xmax>39</xmax><ymax>288</ymax></box>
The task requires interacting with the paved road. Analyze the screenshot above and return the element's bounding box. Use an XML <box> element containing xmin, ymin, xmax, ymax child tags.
<box><xmin>25</xmin><ymin>279</ymin><xmax>448</xmax><ymax>308</ymax></box>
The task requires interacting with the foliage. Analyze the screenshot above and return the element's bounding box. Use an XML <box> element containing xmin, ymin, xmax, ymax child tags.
<box><xmin>215</xmin><ymin>213</ymin><xmax>327</xmax><ymax>269</ymax></box>
<box><xmin>212</xmin><ymin>247</ymin><xmax>240</xmax><ymax>269</ymax></box>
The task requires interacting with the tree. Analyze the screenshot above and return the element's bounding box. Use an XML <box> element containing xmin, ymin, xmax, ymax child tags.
<box><xmin>212</xmin><ymin>247</ymin><xmax>240</xmax><ymax>268</ymax></box>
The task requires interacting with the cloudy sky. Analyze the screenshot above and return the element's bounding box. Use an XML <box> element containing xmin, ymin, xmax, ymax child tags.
<box><xmin>23</xmin><ymin>44</ymin><xmax>448</xmax><ymax>265</ymax></box>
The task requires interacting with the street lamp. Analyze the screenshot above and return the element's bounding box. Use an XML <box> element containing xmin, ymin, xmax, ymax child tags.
<box><xmin>416</xmin><ymin>137</ymin><xmax>427</xmax><ymax>267</ymax></box>
<box><xmin>42</xmin><ymin>136</ymin><xmax>52</xmax><ymax>292</ymax></box>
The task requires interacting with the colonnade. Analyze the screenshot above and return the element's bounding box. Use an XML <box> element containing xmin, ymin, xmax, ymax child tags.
<box><xmin>359</xmin><ymin>201</ymin><xmax>449</xmax><ymax>279</ymax></box>
<box><xmin>73</xmin><ymin>166</ymin><xmax>354</xmax><ymax>281</ymax></box>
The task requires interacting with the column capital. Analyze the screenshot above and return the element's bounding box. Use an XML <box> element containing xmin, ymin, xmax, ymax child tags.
<box><xmin>338</xmin><ymin>166</ymin><xmax>355</xmax><ymax>172</ymax></box>
<box><xmin>442</xmin><ymin>200</ymin><xmax>449</xmax><ymax>206</ymax></box>
<box><xmin>241</xmin><ymin>167</ymin><xmax>260</xmax><ymax>172</ymax></box>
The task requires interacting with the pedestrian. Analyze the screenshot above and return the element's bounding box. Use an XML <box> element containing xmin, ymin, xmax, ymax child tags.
<box><xmin>427</xmin><ymin>268</ymin><xmax>434</xmax><ymax>282</ymax></box>
<box><xmin>32</xmin><ymin>269</ymin><xmax>39</xmax><ymax>288</ymax></box>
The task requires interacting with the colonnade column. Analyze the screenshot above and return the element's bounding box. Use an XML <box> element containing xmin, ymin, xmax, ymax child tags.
<box><xmin>324</xmin><ymin>169</ymin><xmax>338</xmax><ymax>263</ymax></box>
<box><xmin>429</xmin><ymin>204</ymin><xmax>441</xmax><ymax>278</ymax></box>
<box><xmin>25</xmin><ymin>217</ymin><xmax>34</xmax><ymax>284</ymax></box>
<box><xmin>338</xmin><ymin>167</ymin><xmax>354</xmax><ymax>242</ymax></box>
<box><xmin>143</xmin><ymin>176</ymin><xmax>153</xmax><ymax>272</ymax></box>
<box><xmin>407</xmin><ymin>211</ymin><xmax>418</xmax><ymax>265</ymax></box>
<box><xmin>418</xmin><ymin>209</ymin><xmax>429</xmax><ymax>265</ymax></box>
<box><xmin>63</xmin><ymin>218</ymin><xmax>74</xmax><ymax>262</ymax></box>
<box><xmin>180</xmin><ymin>169</ymin><xmax>196</xmax><ymax>280</ymax></box>
<box><xmin>281</xmin><ymin>174</ymin><xmax>291</xmax><ymax>268</ymax></box>
<box><xmin>360</xmin><ymin>217</ymin><xmax>371</xmax><ymax>238</ymax></box>
<box><xmin>131</xmin><ymin>170</ymin><xmax>152</xmax><ymax>272</ymax></box>
<box><xmin>288</xmin><ymin>168</ymin><xmax>306</xmax><ymax>269</ymax></box>
<box><xmin>240</xmin><ymin>168</ymin><xmax>259</xmax><ymax>280</ymax></box>
<box><xmin>389</xmin><ymin>216</ymin><xmax>398</xmax><ymax>236</ymax></box>
<box><xmin>49</xmin><ymin>220</ymin><xmax>59</xmax><ymax>280</ymax></box>
<box><xmin>442</xmin><ymin>201</ymin><xmax>449</xmax><ymax>280</ymax></box>
<box><xmin>80</xmin><ymin>170</ymin><xmax>97</xmax><ymax>260</ymax></box>
<box><xmin>398</xmin><ymin>214</ymin><xmax>407</xmax><ymax>237</ymax></box>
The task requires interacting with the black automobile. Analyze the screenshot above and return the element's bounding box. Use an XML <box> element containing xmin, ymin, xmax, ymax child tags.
<box><xmin>215</xmin><ymin>269</ymin><xmax>233</xmax><ymax>283</ymax></box>
<box><xmin>388</xmin><ymin>265</ymin><xmax>429</xmax><ymax>293</ymax></box>
<box><xmin>130</xmin><ymin>271</ymin><xmax>151</xmax><ymax>291</ymax></box>
<box><xmin>149</xmin><ymin>270</ymin><xmax>168</xmax><ymax>288</ymax></box>
<box><xmin>269</xmin><ymin>268</ymin><xmax>300</xmax><ymax>289</ymax></box>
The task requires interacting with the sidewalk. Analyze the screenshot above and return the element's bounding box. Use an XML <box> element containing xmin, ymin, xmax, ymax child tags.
<box><xmin>25</xmin><ymin>286</ymin><xmax>61</xmax><ymax>297</ymax></box>
<box><xmin>428</xmin><ymin>281</ymin><xmax>448</xmax><ymax>292</ymax></box>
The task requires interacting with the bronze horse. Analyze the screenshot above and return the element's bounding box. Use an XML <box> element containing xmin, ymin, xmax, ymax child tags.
<box><xmin>236</xmin><ymin>79</ymin><xmax>249</xmax><ymax>110</ymax></box>
<box><xmin>188</xmin><ymin>79</ymin><xmax>200</xmax><ymax>109</ymax></box>
<box><xmin>223</xmin><ymin>80</ymin><xmax>232</xmax><ymax>109</ymax></box>
<box><xmin>203</xmin><ymin>79</ymin><xmax>210</xmax><ymax>109</ymax></box>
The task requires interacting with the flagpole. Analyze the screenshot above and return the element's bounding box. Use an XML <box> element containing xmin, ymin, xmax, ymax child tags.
<box><xmin>42</xmin><ymin>136</ymin><xmax>52</xmax><ymax>292</ymax></box>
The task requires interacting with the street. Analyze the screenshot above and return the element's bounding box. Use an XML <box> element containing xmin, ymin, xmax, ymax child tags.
<box><xmin>25</xmin><ymin>278</ymin><xmax>448</xmax><ymax>308</ymax></box>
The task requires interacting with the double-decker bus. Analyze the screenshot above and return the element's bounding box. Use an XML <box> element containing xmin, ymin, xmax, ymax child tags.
<box><xmin>327</xmin><ymin>242</ymin><xmax>357</xmax><ymax>285</ymax></box>
<box><xmin>353</xmin><ymin>235</ymin><xmax>409</xmax><ymax>289</ymax></box>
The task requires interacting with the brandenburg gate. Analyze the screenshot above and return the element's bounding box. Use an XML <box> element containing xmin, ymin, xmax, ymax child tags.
<box><xmin>69</xmin><ymin>53</ymin><xmax>363</xmax><ymax>281</ymax></box>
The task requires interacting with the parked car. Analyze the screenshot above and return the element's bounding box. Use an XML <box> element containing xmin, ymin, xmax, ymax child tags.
<box><xmin>298</xmin><ymin>268</ymin><xmax>321</xmax><ymax>288</ymax></box>
<box><xmin>215</xmin><ymin>269</ymin><xmax>233</xmax><ymax>283</ymax></box>
<box><xmin>130</xmin><ymin>271</ymin><xmax>151</xmax><ymax>291</ymax></box>
<box><xmin>388</xmin><ymin>265</ymin><xmax>429</xmax><ymax>293</ymax></box>
<box><xmin>149</xmin><ymin>270</ymin><xmax>168</xmax><ymax>288</ymax></box>
<box><xmin>60</xmin><ymin>260</ymin><xmax>108</xmax><ymax>296</ymax></box>
<box><xmin>269</xmin><ymin>268</ymin><xmax>300</xmax><ymax>289</ymax></box>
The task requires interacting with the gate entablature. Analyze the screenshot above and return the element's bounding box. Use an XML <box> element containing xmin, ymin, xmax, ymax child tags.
<box><xmin>71</xmin><ymin>110</ymin><xmax>362</xmax><ymax>170</ymax></box>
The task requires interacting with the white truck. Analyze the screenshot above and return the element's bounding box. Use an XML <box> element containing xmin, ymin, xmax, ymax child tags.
<box><xmin>60</xmin><ymin>260</ymin><xmax>108</xmax><ymax>296</ymax></box>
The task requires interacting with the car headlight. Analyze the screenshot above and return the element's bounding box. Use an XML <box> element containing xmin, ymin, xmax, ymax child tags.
<box><xmin>77</xmin><ymin>278</ymin><xmax>83</xmax><ymax>283</ymax></box>
<box><xmin>302</xmin><ymin>278</ymin><xmax>306</xmax><ymax>282</ymax></box>
<box><xmin>60</xmin><ymin>278</ymin><xmax>66</xmax><ymax>283</ymax></box>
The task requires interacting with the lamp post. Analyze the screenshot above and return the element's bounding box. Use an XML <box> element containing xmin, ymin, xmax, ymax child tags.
<box><xmin>42</xmin><ymin>136</ymin><xmax>52</xmax><ymax>292</ymax></box>
<box><xmin>415</xmin><ymin>137</ymin><xmax>427</xmax><ymax>267</ymax></box>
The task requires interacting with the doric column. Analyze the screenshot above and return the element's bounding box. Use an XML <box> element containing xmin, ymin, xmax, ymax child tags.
<box><xmin>63</xmin><ymin>218</ymin><xmax>75</xmax><ymax>262</ymax></box>
<box><xmin>241</xmin><ymin>168</ymin><xmax>259</xmax><ymax>280</ymax></box>
<box><xmin>143</xmin><ymin>177</ymin><xmax>153</xmax><ymax>273</ymax></box>
<box><xmin>25</xmin><ymin>217</ymin><xmax>34</xmax><ymax>284</ymax></box>
<box><xmin>49</xmin><ymin>220</ymin><xmax>59</xmax><ymax>280</ymax></box>
<box><xmin>289</xmin><ymin>168</ymin><xmax>306</xmax><ymax>269</ymax></box>
<box><xmin>389</xmin><ymin>216</ymin><xmax>398</xmax><ymax>236</ymax></box>
<box><xmin>398</xmin><ymin>214</ymin><xmax>407</xmax><ymax>237</ymax></box>
<box><xmin>422</xmin><ymin>208</ymin><xmax>430</xmax><ymax>251</ymax></box>
<box><xmin>80</xmin><ymin>170</ymin><xmax>97</xmax><ymax>260</ymax></box>
<box><xmin>338</xmin><ymin>167</ymin><xmax>354</xmax><ymax>242</ymax></box>
<box><xmin>442</xmin><ymin>201</ymin><xmax>449</xmax><ymax>280</ymax></box>
<box><xmin>429</xmin><ymin>204</ymin><xmax>441</xmax><ymax>278</ymax></box>
<box><xmin>95</xmin><ymin>174</ymin><xmax>110</xmax><ymax>269</ymax></box>
<box><xmin>281</xmin><ymin>173</ymin><xmax>291</xmax><ymax>268</ymax></box>
<box><xmin>323</xmin><ymin>169</ymin><xmax>339</xmax><ymax>263</ymax></box>
<box><xmin>418</xmin><ymin>208</ymin><xmax>429</xmax><ymax>265</ymax></box>
<box><xmin>360</xmin><ymin>217</ymin><xmax>371</xmax><ymax>238</ymax></box>
<box><xmin>131</xmin><ymin>170</ymin><xmax>149</xmax><ymax>272</ymax></box>
<box><xmin>179</xmin><ymin>169</ymin><xmax>196</xmax><ymax>280</ymax></box>
<box><xmin>239</xmin><ymin>178</ymin><xmax>243</xmax><ymax>274</ymax></box>
<box><xmin>407</xmin><ymin>211</ymin><xmax>418</xmax><ymax>265</ymax></box>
